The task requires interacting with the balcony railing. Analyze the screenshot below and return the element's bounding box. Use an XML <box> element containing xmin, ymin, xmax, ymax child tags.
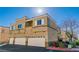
<box><xmin>9</xmin><ymin>29</ymin><xmax>26</xmax><ymax>34</ymax></box>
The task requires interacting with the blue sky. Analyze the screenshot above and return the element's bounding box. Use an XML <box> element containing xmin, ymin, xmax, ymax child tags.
<box><xmin>0</xmin><ymin>7</ymin><xmax>79</xmax><ymax>27</ymax></box>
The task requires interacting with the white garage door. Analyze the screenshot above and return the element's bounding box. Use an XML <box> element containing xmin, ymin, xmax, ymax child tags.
<box><xmin>28</xmin><ymin>38</ymin><xmax>45</xmax><ymax>47</ymax></box>
<box><xmin>15</xmin><ymin>38</ymin><xmax>26</xmax><ymax>45</ymax></box>
<box><xmin>9</xmin><ymin>38</ymin><xmax>14</xmax><ymax>44</ymax></box>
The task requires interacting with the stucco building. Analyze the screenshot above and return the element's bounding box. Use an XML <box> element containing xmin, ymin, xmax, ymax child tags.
<box><xmin>9</xmin><ymin>14</ymin><xmax>58</xmax><ymax>47</ymax></box>
<box><xmin>0</xmin><ymin>26</ymin><xmax>9</xmax><ymax>44</ymax></box>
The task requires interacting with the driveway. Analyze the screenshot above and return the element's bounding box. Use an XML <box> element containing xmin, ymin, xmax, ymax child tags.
<box><xmin>0</xmin><ymin>44</ymin><xmax>48</xmax><ymax>52</ymax></box>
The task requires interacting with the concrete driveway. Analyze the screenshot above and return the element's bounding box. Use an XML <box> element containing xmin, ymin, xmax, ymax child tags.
<box><xmin>0</xmin><ymin>44</ymin><xmax>48</xmax><ymax>52</ymax></box>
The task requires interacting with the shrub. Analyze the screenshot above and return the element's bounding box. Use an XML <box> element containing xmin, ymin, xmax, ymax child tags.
<box><xmin>48</xmin><ymin>41</ymin><xmax>58</xmax><ymax>47</ymax></box>
<box><xmin>48</xmin><ymin>41</ymin><xmax>53</xmax><ymax>47</ymax></box>
<box><xmin>72</xmin><ymin>41</ymin><xmax>76</xmax><ymax>48</ymax></box>
<box><xmin>76</xmin><ymin>40</ymin><xmax>79</xmax><ymax>46</ymax></box>
<box><xmin>55</xmin><ymin>42</ymin><xmax>59</xmax><ymax>47</ymax></box>
<box><xmin>64</xmin><ymin>41</ymin><xmax>69</xmax><ymax>48</ymax></box>
<box><xmin>58</xmin><ymin>42</ymin><xmax>65</xmax><ymax>48</ymax></box>
<box><xmin>56</xmin><ymin>40</ymin><xmax>65</xmax><ymax>48</ymax></box>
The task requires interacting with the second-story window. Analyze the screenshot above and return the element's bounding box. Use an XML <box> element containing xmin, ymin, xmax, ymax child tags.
<box><xmin>18</xmin><ymin>24</ymin><xmax>23</xmax><ymax>29</ymax></box>
<box><xmin>35</xmin><ymin>19</ymin><xmax>44</xmax><ymax>26</ymax></box>
<box><xmin>37</xmin><ymin>19</ymin><xmax>42</xmax><ymax>25</ymax></box>
<box><xmin>10</xmin><ymin>26</ymin><xmax>16</xmax><ymax>30</ymax></box>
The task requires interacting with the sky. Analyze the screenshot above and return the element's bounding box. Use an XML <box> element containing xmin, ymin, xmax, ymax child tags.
<box><xmin>0</xmin><ymin>7</ymin><xmax>79</xmax><ymax>27</ymax></box>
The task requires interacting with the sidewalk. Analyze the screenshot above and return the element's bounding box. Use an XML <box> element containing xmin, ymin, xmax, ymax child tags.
<box><xmin>0</xmin><ymin>43</ymin><xmax>7</xmax><ymax>47</ymax></box>
<box><xmin>47</xmin><ymin>47</ymin><xmax>79</xmax><ymax>52</ymax></box>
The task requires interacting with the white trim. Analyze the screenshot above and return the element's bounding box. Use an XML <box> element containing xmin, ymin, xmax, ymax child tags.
<box><xmin>35</xmin><ymin>19</ymin><xmax>45</xmax><ymax>26</ymax></box>
<box><xmin>35</xmin><ymin>20</ymin><xmax>37</xmax><ymax>26</ymax></box>
<box><xmin>42</xmin><ymin>19</ymin><xmax>44</xmax><ymax>25</ymax></box>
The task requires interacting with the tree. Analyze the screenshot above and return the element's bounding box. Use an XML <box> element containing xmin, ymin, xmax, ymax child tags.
<box><xmin>61</xmin><ymin>18</ymin><xmax>79</xmax><ymax>41</ymax></box>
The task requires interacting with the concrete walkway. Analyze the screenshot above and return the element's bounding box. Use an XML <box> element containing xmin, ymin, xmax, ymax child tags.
<box><xmin>47</xmin><ymin>47</ymin><xmax>79</xmax><ymax>52</ymax></box>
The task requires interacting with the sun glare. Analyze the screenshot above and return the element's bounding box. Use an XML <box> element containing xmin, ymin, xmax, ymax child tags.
<box><xmin>36</xmin><ymin>8</ymin><xmax>44</xmax><ymax>14</ymax></box>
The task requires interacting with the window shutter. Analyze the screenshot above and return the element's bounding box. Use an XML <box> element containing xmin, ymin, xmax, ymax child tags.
<box><xmin>10</xmin><ymin>27</ymin><xmax>12</xmax><ymax>30</ymax></box>
<box><xmin>35</xmin><ymin>20</ymin><xmax>37</xmax><ymax>26</ymax></box>
<box><xmin>10</xmin><ymin>26</ymin><xmax>16</xmax><ymax>30</ymax></box>
<box><xmin>42</xmin><ymin>19</ymin><xmax>44</xmax><ymax>25</ymax></box>
<box><xmin>13</xmin><ymin>26</ymin><xmax>16</xmax><ymax>30</ymax></box>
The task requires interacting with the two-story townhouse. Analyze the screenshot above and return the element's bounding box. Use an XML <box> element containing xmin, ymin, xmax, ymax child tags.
<box><xmin>9</xmin><ymin>14</ymin><xmax>58</xmax><ymax>47</ymax></box>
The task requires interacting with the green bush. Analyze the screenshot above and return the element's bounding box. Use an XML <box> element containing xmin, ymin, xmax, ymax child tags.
<box><xmin>48</xmin><ymin>41</ymin><xmax>53</xmax><ymax>47</ymax></box>
<box><xmin>58</xmin><ymin>42</ymin><xmax>64</xmax><ymax>48</ymax></box>
<box><xmin>48</xmin><ymin>41</ymin><xmax>58</xmax><ymax>47</ymax></box>
<box><xmin>55</xmin><ymin>42</ymin><xmax>59</xmax><ymax>47</ymax></box>
<box><xmin>72</xmin><ymin>41</ymin><xmax>76</xmax><ymax>48</ymax></box>
<box><xmin>76</xmin><ymin>42</ymin><xmax>79</xmax><ymax>46</ymax></box>
<box><xmin>75</xmin><ymin>40</ymin><xmax>79</xmax><ymax>46</ymax></box>
<box><xmin>56</xmin><ymin>40</ymin><xmax>65</xmax><ymax>48</ymax></box>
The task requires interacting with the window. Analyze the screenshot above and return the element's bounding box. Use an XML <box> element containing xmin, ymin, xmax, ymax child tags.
<box><xmin>18</xmin><ymin>24</ymin><xmax>23</xmax><ymax>29</ymax></box>
<box><xmin>35</xmin><ymin>19</ymin><xmax>44</xmax><ymax>26</ymax></box>
<box><xmin>37</xmin><ymin>20</ymin><xmax>42</xmax><ymax>25</ymax></box>
<box><xmin>10</xmin><ymin>26</ymin><xmax>16</xmax><ymax>30</ymax></box>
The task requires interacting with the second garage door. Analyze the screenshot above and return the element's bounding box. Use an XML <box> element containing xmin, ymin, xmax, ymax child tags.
<box><xmin>28</xmin><ymin>38</ymin><xmax>45</xmax><ymax>47</ymax></box>
<box><xmin>15</xmin><ymin>38</ymin><xmax>26</xmax><ymax>45</ymax></box>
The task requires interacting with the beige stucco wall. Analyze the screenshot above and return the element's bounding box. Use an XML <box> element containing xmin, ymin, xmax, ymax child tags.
<box><xmin>0</xmin><ymin>27</ymin><xmax>9</xmax><ymax>43</ymax></box>
<box><xmin>48</xmin><ymin>27</ymin><xmax>58</xmax><ymax>42</ymax></box>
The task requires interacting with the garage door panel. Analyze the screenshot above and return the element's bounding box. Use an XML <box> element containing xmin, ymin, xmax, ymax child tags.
<box><xmin>9</xmin><ymin>38</ymin><xmax>14</xmax><ymax>44</ymax></box>
<box><xmin>28</xmin><ymin>38</ymin><xmax>45</xmax><ymax>47</ymax></box>
<box><xmin>15</xmin><ymin>38</ymin><xmax>26</xmax><ymax>45</ymax></box>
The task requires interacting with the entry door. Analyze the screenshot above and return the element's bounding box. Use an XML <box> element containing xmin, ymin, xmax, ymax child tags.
<box><xmin>9</xmin><ymin>38</ymin><xmax>14</xmax><ymax>44</ymax></box>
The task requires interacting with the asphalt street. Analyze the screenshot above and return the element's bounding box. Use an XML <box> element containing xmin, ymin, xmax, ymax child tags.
<box><xmin>0</xmin><ymin>44</ymin><xmax>49</xmax><ymax>52</ymax></box>
<box><xmin>0</xmin><ymin>44</ymin><xmax>79</xmax><ymax>52</ymax></box>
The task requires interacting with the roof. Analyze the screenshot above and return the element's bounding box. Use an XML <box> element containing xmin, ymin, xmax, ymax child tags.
<box><xmin>0</xmin><ymin>26</ymin><xmax>9</xmax><ymax>28</ymax></box>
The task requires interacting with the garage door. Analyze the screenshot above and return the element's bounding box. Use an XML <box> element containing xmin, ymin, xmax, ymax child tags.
<box><xmin>15</xmin><ymin>38</ymin><xmax>26</xmax><ymax>45</ymax></box>
<box><xmin>9</xmin><ymin>38</ymin><xmax>14</xmax><ymax>44</ymax></box>
<box><xmin>28</xmin><ymin>38</ymin><xmax>45</xmax><ymax>47</ymax></box>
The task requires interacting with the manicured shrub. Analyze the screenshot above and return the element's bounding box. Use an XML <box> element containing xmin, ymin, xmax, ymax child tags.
<box><xmin>56</xmin><ymin>39</ymin><xmax>65</xmax><ymax>48</ymax></box>
<box><xmin>58</xmin><ymin>42</ymin><xmax>64</xmax><ymax>48</ymax></box>
<box><xmin>63</xmin><ymin>41</ymin><xmax>69</xmax><ymax>48</ymax></box>
<box><xmin>48</xmin><ymin>41</ymin><xmax>57</xmax><ymax>47</ymax></box>
<box><xmin>48</xmin><ymin>41</ymin><xmax>53</xmax><ymax>47</ymax></box>
<box><xmin>55</xmin><ymin>42</ymin><xmax>59</xmax><ymax>47</ymax></box>
<box><xmin>76</xmin><ymin>40</ymin><xmax>79</xmax><ymax>46</ymax></box>
<box><xmin>72</xmin><ymin>41</ymin><xmax>76</xmax><ymax>48</ymax></box>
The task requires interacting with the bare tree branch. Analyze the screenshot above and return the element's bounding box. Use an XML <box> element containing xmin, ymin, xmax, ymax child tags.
<box><xmin>61</xmin><ymin>18</ymin><xmax>79</xmax><ymax>41</ymax></box>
